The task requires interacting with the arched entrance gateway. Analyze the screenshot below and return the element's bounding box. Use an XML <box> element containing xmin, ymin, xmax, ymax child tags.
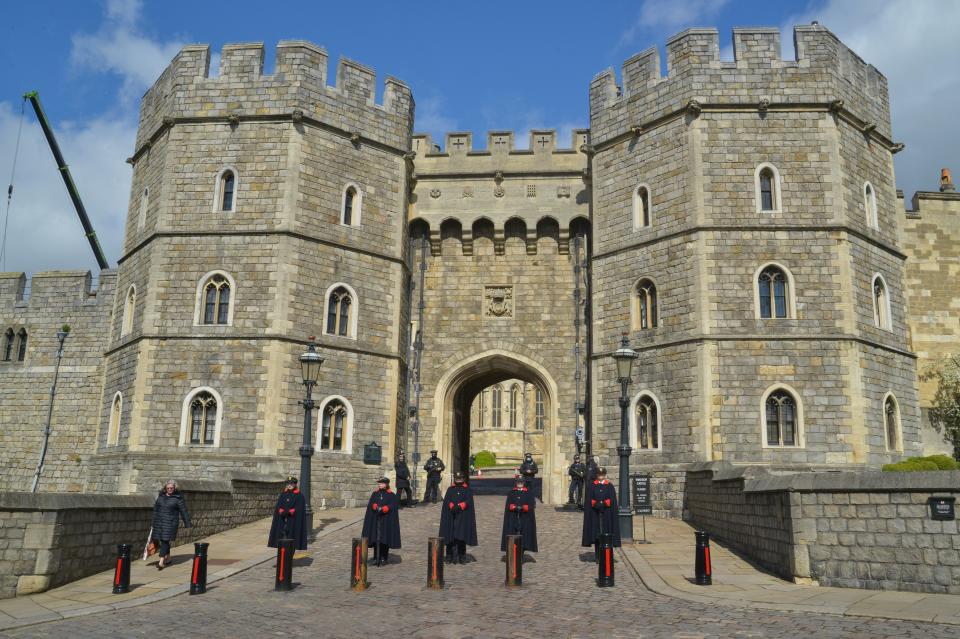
<box><xmin>432</xmin><ymin>350</ymin><xmax>563</xmax><ymax>504</ymax></box>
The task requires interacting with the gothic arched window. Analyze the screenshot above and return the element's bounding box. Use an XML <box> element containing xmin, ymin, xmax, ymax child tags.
<box><xmin>884</xmin><ymin>395</ymin><xmax>900</xmax><ymax>451</ymax></box>
<box><xmin>535</xmin><ymin>387</ymin><xmax>545</xmax><ymax>430</ymax></box>
<box><xmin>492</xmin><ymin>385</ymin><xmax>502</xmax><ymax>429</ymax></box>
<box><xmin>202</xmin><ymin>274</ymin><xmax>231</xmax><ymax>325</ymax></box>
<box><xmin>218</xmin><ymin>169</ymin><xmax>236</xmax><ymax>212</ymax></box>
<box><xmin>108</xmin><ymin>392</ymin><xmax>122</xmax><ymax>446</ymax></box>
<box><xmin>325</xmin><ymin>286</ymin><xmax>354</xmax><ymax>337</ymax></box>
<box><xmin>2</xmin><ymin>328</ymin><xmax>13</xmax><ymax>361</ymax></box>
<box><xmin>765</xmin><ymin>389</ymin><xmax>798</xmax><ymax>447</ymax></box>
<box><xmin>759</xmin><ymin>266</ymin><xmax>789</xmax><ymax>319</ymax></box>
<box><xmin>634</xmin><ymin>185</ymin><xmax>652</xmax><ymax>229</ymax></box>
<box><xmin>864</xmin><ymin>182</ymin><xmax>879</xmax><ymax>229</ymax></box>
<box><xmin>755</xmin><ymin>163</ymin><xmax>782</xmax><ymax>213</ymax></box>
<box><xmin>636</xmin><ymin>394</ymin><xmax>659</xmax><ymax>450</ymax></box>
<box><xmin>342</xmin><ymin>185</ymin><xmax>362</xmax><ymax>226</ymax></box>
<box><xmin>189</xmin><ymin>391</ymin><xmax>217</xmax><ymax>445</ymax></box>
<box><xmin>509</xmin><ymin>385</ymin><xmax>519</xmax><ymax>429</ymax></box>
<box><xmin>873</xmin><ymin>275</ymin><xmax>890</xmax><ymax>330</ymax></box>
<box><xmin>122</xmin><ymin>285</ymin><xmax>136</xmax><ymax>336</ymax></box>
<box><xmin>16</xmin><ymin>328</ymin><xmax>27</xmax><ymax>362</ymax></box>
<box><xmin>634</xmin><ymin>279</ymin><xmax>658</xmax><ymax>330</ymax></box>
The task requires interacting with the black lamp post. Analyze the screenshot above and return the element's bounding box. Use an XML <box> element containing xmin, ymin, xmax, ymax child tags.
<box><xmin>612</xmin><ymin>332</ymin><xmax>638</xmax><ymax>543</ymax></box>
<box><xmin>299</xmin><ymin>340</ymin><xmax>324</xmax><ymax>538</ymax></box>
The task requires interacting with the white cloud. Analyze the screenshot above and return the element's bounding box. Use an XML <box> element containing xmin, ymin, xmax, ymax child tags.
<box><xmin>70</xmin><ymin>0</ymin><xmax>184</xmax><ymax>102</ymax></box>
<box><xmin>619</xmin><ymin>0</ymin><xmax>729</xmax><ymax>49</ymax></box>
<box><xmin>413</xmin><ymin>94</ymin><xmax>459</xmax><ymax>146</ymax></box>
<box><xmin>787</xmin><ymin>0</ymin><xmax>960</xmax><ymax>196</ymax></box>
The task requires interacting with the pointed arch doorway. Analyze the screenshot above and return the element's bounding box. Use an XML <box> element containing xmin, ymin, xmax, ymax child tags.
<box><xmin>432</xmin><ymin>350</ymin><xmax>562</xmax><ymax>504</ymax></box>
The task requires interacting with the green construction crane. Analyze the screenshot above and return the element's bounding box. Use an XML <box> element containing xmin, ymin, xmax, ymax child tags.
<box><xmin>23</xmin><ymin>91</ymin><xmax>110</xmax><ymax>270</ymax></box>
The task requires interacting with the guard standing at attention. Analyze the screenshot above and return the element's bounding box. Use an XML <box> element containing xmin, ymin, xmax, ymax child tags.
<box><xmin>361</xmin><ymin>476</ymin><xmax>401</xmax><ymax>566</ymax></box>
<box><xmin>267</xmin><ymin>476</ymin><xmax>309</xmax><ymax>550</ymax></box>
<box><xmin>581</xmin><ymin>467</ymin><xmax>621</xmax><ymax>560</ymax></box>
<box><xmin>439</xmin><ymin>472</ymin><xmax>478</xmax><ymax>564</ymax></box>
<box><xmin>423</xmin><ymin>450</ymin><xmax>445</xmax><ymax>504</ymax></box>
<box><xmin>501</xmin><ymin>475</ymin><xmax>538</xmax><ymax>554</ymax></box>
<box><xmin>518</xmin><ymin>452</ymin><xmax>538</xmax><ymax>488</ymax></box>
<box><xmin>395</xmin><ymin>451</ymin><xmax>413</xmax><ymax>507</ymax></box>
<box><xmin>567</xmin><ymin>454</ymin><xmax>586</xmax><ymax>508</ymax></box>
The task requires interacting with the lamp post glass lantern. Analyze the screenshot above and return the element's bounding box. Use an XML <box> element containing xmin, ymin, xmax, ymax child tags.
<box><xmin>298</xmin><ymin>341</ymin><xmax>324</xmax><ymax>539</ymax></box>
<box><xmin>612</xmin><ymin>333</ymin><xmax>638</xmax><ymax>543</ymax></box>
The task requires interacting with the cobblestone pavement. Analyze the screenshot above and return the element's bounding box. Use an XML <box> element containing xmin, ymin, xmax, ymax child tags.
<box><xmin>5</xmin><ymin>496</ymin><xmax>959</xmax><ymax>639</ymax></box>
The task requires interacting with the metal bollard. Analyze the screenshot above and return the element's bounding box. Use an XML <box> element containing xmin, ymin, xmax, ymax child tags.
<box><xmin>274</xmin><ymin>538</ymin><xmax>295</xmax><ymax>591</ymax></box>
<box><xmin>426</xmin><ymin>537</ymin><xmax>444</xmax><ymax>590</ymax></box>
<box><xmin>112</xmin><ymin>543</ymin><xmax>131</xmax><ymax>594</ymax></box>
<box><xmin>351</xmin><ymin>537</ymin><xmax>369</xmax><ymax>591</ymax></box>
<box><xmin>694</xmin><ymin>530</ymin><xmax>712</xmax><ymax>585</ymax></box>
<box><xmin>189</xmin><ymin>542</ymin><xmax>208</xmax><ymax>595</ymax></box>
<box><xmin>505</xmin><ymin>534</ymin><xmax>523</xmax><ymax>588</ymax></box>
<box><xmin>596</xmin><ymin>533</ymin><xmax>614</xmax><ymax>587</ymax></box>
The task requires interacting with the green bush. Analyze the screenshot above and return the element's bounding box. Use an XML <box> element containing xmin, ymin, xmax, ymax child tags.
<box><xmin>473</xmin><ymin>450</ymin><xmax>497</xmax><ymax>468</ymax></box>
<box><xmin>882</xmin><ymin>455</ymin><xmax>958</xmax><ymax>472</ymax></box>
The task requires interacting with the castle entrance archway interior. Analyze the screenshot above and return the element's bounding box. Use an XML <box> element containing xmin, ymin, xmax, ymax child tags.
<box><xmin>435</xmin><ymin>352</ymin><xmax>562</xmax><ymax>503</ymax></box>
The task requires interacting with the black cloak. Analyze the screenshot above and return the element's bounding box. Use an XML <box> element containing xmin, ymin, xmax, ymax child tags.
<box><xmin>519</xmin><ymin>458</ymin><xmax>538</xmax><ymax>479</ymax></box>
<box><xmin>439</xmin><ymin>483</ymin><xmax>478</xmax><ymax>546</ymax></box>
<box><xmin>581</xmin><ymin>480</ymin><xmax>621</xmax><ymax>548</ymax></box>
<box><xmin>585</xmin><ymin>459</ymin><xmax>599</xmax><ymax>483</ymax></box>
<box><xmin>268</xmin><ymin>489</ymin><xmax>309</xmax><ymax>550</ymax></box>
<box><xmin>394</xmin><ymin>461</ymin><xmax>411</xmax><ymax>489</ymax></box>
<box><xmin>500</xmin><ymin>487</ymin><xmax>538</xmax><ymax>552</ymax></box>
<box><xmin>361</xmin><ymin>489</ymin><xmax>402</xmax><ymax>549</ymax></box>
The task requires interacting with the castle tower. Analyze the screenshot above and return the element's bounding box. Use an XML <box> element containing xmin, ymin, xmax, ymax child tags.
<box><xmin>90</xmin><ymin>42</ymin><xmax>414</xmax><ymax>503</ymax></box>
<box><xmin>589</xmin><ymin>25</ymin><xmax>920</xmax><ymax>516</ymax></box>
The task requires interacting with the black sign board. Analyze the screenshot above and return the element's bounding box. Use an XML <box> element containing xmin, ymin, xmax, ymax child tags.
<box><xmin>929</xmin><ymin>496</ymin><xmax>956</xmax><ymax>521</ymax></box>
<box><xmin>363</xmin><ymin>442</ymin><xmax>382</xmax><ymax>466</ymax></box>
<box><xmin>632</xmin><ymin>474</ymin><xmax>652</xmax><ymax>515</ymax></box>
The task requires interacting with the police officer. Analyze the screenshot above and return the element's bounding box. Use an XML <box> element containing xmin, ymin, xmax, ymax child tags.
<box><xmin>395</xmin><ymin>451</ymin><xmax>413</xmax><ymax>507</ymax></box>
<box><xmin>518</xmin><ymin>452</ymin><xmax>538</xmax><ymax>489</ymax></box>
<box><xmin>423</xmin><ymin>450</ymin><xmax>445</xmax><ymax>504</ymax></box>
<box><xmin>567</xmin><ymin>454</ymin><xmax>586</xmax><ymax>508</ymax></box>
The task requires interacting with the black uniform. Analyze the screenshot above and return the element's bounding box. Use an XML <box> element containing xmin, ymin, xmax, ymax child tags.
<box><xmin>423</xmin><ymin>454</ymin><xmax>445</xmax><ymax>503</ymax></box>
<box><xmin>395</xmin><ymin>459</ymin><xmax>413</xmax><ymax>506</ymax></box>
<box><xmin>519</xmin><ymin>456</ymin><xmax>538</xmax><ymax>488</ymax></box>
<box><xmin>267</xmin><ymin>488</ymin><xmax>309</xmax><ymax>550</ymax></box>
<box><xmin>585</xmin><ymin>457</ymin><xmax>600</xmax><ymax>483</ymax></box>
<box><xmin>500</xmin><ymin>486</ymin><xmax>538</xmax><ymax>553</ymax></box>
<box><xmin>568</xmin><ymin>460</ymin><xmax>586</xmax><ymax>507</ymax></box>
<box><xmin>439</xmin><ymin>482</ymin><xmax>478</xmax><ymax>562</ymax></box>
<box><xmin>581</xmin><ymin>479</ymin><xmax>621</xmax><ymax>551</ymax></box>
<box><xmin>361</xmin><ymin>488</ymin><xmax>401</xmax><ymax>564</ymax></box>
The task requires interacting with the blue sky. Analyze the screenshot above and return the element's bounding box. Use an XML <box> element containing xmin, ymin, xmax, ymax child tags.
<box><xmin>0</xmin><ymin>0</ymin><xmax>957</xmax><ymax>275</ymax></box>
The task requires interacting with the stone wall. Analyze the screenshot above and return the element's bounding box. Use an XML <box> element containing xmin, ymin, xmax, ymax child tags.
<box><xmin>0</xmin><ymin>475</ymin><xmax>283</xmax><ymax>599</ymax></box>
<box><xmin>685</xmin><ymin>463</ymin><xmax>960</xmax><ymax>593</ymax></box>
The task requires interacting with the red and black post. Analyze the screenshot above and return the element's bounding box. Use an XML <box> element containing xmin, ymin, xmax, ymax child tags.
<box><xmin>351</xmin><ymin>537</ymin><xmax>369</xmax><ymax>591</ymax></box>
<box><xmin>275</xmin><ymin>539</ymin><xmax>295</xmax><ymax>591</ymax></box>
<box><xmin>694</xmin><ymin>530</ymin><xmax>712</xmax><ymax>585</ymax></box>
<box><xmin>426</xmin><ymin>537</ymin><xmax>444</xmax><ymax>590</ymax></box>
<box><xmin>597</xmin><ymin>533</ymin><xmax>614</xmax><ymax>587</ymax></box>
<box><xmin>189</xmin><ymin>542</ymin><xmax>208</xmax><ymax>595</ymax></box>
<box><xmin>505</xmin><ymin>534</ymin><xmax>523</xmax><ymax>588</ymax></box>
<box><xmin>112</xmin><ymin>543</ymin><xmax>131</xmax><ymax>594</ymax></box>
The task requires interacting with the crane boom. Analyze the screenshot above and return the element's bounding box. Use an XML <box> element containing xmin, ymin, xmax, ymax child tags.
<box><xmin>23</xmin><ymin>91</ymin><xmax>110</xmax><ymax>270</ymax></box>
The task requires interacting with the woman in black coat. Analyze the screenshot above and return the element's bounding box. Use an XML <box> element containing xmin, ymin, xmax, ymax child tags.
<box><xmin>152</xmin><ymin>480</ymin><xmax>191</xmax><ymax>569</ymax></box>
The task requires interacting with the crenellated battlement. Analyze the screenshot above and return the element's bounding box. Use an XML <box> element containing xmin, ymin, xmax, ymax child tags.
<box><xmin>412</xmin><ymin>128</ymin><xmax>589</xmax><ymax>158</ymax></box>
<box><xmin>0</xmin><ymin>270</ymin><xmax>116</xmax><ymax>309</ymax></box>
<box><xmin>590</xmin><ymin>24</ymin><xmax>891</xmax><ymax>146</ymax></box>
<box><xmin>135</xmin><ymin>40</ymin><xmax>414</xmax><ymax>156</ymax></box>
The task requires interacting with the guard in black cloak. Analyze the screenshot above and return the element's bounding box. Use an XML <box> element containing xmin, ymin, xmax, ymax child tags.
<box><xmin>518</xmin><ymin>453</ymin><xmax>538</xmax><ymax>489</ymax></box>
<box><xmin>395</xmin><ymin>452</ymin><xmax>413</xmax><ymax>507</ymax></box>
<box><xmin>439</xmin><ymin>472</ymin><xmax>478</xmax><ymax>564</ymax></box>
<box><xmin>501</xmin><ymin>476</ymin><xmax>538</xmax><ymax>553</ymax></box>
<box><xmin>567</xmin><ymin>454</ymin><xmax>586</xmax><ymax>508</ymax></box>
<box><xmin>423</xmin><ymin>450</ymin><xmax>445</xmax><ymax>504</ymax></box>
<box><xmin>581</xmin><ymin>467</ymin><xmax>621</xmax><ymax>560</ymax></box>
<box><xmin>361</xmin><ymin>477</ymin><xmax>401</xmax><ymax>566</ymax></box>
<box><xmin>585</xmin><ymin>455</ymin><xmax>600</xmax><ymax>483</ymax></box>
<box><xmin>267</xmin><ymin>476</ymin><xmax>309</xmax><ymax>550</ymax></box>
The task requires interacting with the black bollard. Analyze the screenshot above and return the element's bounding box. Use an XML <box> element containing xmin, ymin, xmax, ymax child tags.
<box><xmin>189</xmin><ymin>542</ymin><xmax>208</xmax><ymax>595</ymax></box>
<box><xmin>597</xmin><ymin>533</ymin><xmax>614</xmax><ymax>587</ymax></box>
<box><xmin>426</xmin><ymin>537</ymin><xmax>444</xmax><ymax>590</ymax></box>
<box><xmin>112</xmin><ymin>543</ymin><xmax>131</xmax><ymax>594</ymax></box>
<box><xmin>505</xmin><ymin>534</ymin><xmax>523</xmax><ymax>588</ymax></box>
<box><xmin>351</xmin><ymin>537</ymin><xmax>369</xmax><ymax>591</ymax></box>
<box><xmin>694</xmin><ymin>530</ymin><xmax>712</xmax><ymax>585</ymax></box>
<box><xmin>274</xmin><ymin>538</ymin><xmax>295</xmax><ymax>591</ymax></box>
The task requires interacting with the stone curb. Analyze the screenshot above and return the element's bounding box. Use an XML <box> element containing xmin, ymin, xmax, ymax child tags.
<box><xmin>618</xmin><ymin>545</ymin><xmax>960</xmax><ymax>626</ymax></box>
<box><xmin>0</xmin><ymin>514</ymin><xmax>365</xmax><ymax>632</ymax></box>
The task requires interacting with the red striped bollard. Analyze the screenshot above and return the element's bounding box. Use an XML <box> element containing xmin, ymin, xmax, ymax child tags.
<box><xmin>275</xmin><ymin>538</ymin><xmax>295</xmax><ymax>591</ymax></box>
<box><xmin>695</xmin><ymin>530</ymin><xmax>712</xmax><ymax>585</ymax></box>
<box><xmin>351</xmin><ymin>537</ymin><xmax>369</xmax><ymax>591</ymax></box>
<box><xmin>189</xmin><ymin>542</ymin><xmax>208</xmax><ymax>595</ymax></box>
<box><xmin>597</xmin><ymin>533</ymin><xmax>614</xmax><ymax>587</ymax></box>
<box><xmin>505</xmin><ymin>534</ymin><xmax>522</xmax><ymax>588</ymax></box>
<box><xmin>112</xmin><ymin>543</ymin><xmax>131</xmax><ymax>594</ymax></box>
<box><xmin>426</xmin><ymin>537</ymin><xmax>444</xmax><ymax>589</ymax></box>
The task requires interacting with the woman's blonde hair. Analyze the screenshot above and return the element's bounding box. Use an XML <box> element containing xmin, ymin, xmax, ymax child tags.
<box><xmin>164</xmin><ymin>479</ymin><xmax>178</xmax><ymax>490</ymax></box>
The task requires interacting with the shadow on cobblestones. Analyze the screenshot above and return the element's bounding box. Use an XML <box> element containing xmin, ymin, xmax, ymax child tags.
<box><xmin>5</xmin><ymin>496</ymin><xmax>958</xmax><ymax>639</ymax></box>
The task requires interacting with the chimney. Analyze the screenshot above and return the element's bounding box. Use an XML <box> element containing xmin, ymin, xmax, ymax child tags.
<box><xmin>941</xmin><ymin>168</ymin><xmax>956</xmax><ymax>193</ymax></box>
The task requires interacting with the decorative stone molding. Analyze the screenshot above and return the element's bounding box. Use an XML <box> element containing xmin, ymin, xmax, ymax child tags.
<box><xmin>291</xmin><ymin>109</ymin><xmax>304</xmax><ymax>124</ymax></box>
<box><xmin>686</xmin><ymin>99</ymin><xmax>702</xmax><ymax>116</ymax></box>
<box><xmin>758</xmin><ymin>97</ymin><xmax>770</xmax><ymax>113</ymax></box>
<box><xmin>484</xmin><ymin>286</ymin><xmax>513</xmax><ymax>318</ymax></box>
<box><xmin>829</xmin><ymin>99</ymin><xmax>844</xmax><ymax>114</ymax></box>
<box><xmin>429</xmin><ymin>188</ymin><xmax>441</xmax><ymax>199</ymax></box>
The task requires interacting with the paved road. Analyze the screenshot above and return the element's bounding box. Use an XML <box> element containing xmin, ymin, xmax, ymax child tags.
<box><xmin>6</xmin><ymin>496</ymin><xmax>958</xmax><ymax>639</ymax></box>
